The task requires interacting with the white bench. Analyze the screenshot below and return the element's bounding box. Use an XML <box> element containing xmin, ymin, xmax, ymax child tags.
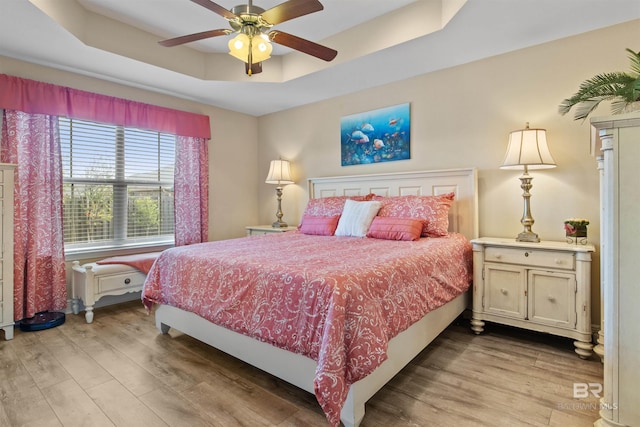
<box><xmin>71</xmin><ymin>253</ymin><xmax>160</xmax><ymax>323</ymax></box>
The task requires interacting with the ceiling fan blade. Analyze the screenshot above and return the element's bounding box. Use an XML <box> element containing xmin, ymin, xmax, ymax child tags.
<box><xmin>190</xmin><ymin>0</ymin><xmax>237</xmax><ymax>20</ymax></box>
<box><xmin>269</xmin><ymin>31</ymin><xmax>337</xmax><ymax>61</ymax></box>
<box><xmin>261</xmin><ymin>0</ymin><xmax>323</xmax><ymax>25</ymax></box>
<box><xmin>159</xmin><ymin>29</ymin><xmax>231</xmax><ymax>47</ymax></box>
<box><xmin>245</xmin><ymin>61</ymin><xmax>263</xmax><ymax>76</ymax></box>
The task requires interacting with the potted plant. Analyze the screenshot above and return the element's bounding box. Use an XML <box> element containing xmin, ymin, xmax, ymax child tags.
<box><xmin>564</xmin><ymin>218</ymin><xmax>589</xmax><ymax>244</ymax></box>
<box><xmin>559</xmin><ymin>48</ymin><xmax>640</xmax><ymax>121</ymax></box>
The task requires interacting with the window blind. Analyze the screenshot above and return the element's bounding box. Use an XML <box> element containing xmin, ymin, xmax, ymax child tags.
<box><xmin>60</xmin><ymin>117</ymin><xmax>175</xmax><ymax>250</ymax></box>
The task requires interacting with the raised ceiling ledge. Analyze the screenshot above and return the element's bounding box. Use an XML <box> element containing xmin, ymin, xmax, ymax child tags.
<box><xmin>29</xmin><ymin>0</ymin><xmax>465</xmax><ymax>83</ymax></box>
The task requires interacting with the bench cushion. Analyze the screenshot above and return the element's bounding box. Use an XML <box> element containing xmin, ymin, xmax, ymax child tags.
<box><xmin>95</xmin><ymin>251</ymin><xmax>162</xmax><ymax>274</ymax></box>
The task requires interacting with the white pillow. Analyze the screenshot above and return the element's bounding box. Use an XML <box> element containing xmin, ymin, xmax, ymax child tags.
<box><xmin>335</xmin><ymin>199</ymin><xmax>382</xmax><ymax>237</ymax></box>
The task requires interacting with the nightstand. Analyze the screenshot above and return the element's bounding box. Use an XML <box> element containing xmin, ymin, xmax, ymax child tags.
<box><xmin>245</xmin><ymin>225</ymin><xmax>298</xmax><ymax>236</ymax></box>
<box><xmin>470</xmin><ymin>237</ymin><xmax>595</xmax><ymax>358</ymax></box>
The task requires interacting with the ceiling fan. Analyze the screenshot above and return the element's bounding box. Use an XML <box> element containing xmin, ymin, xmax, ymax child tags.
<box><xmin>159</xmin><ymin>0</ymin><xmax>338</xmax><ymax>76</ymax></box>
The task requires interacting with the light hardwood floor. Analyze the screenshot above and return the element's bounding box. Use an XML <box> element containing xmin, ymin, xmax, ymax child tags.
<box><xmin>0</xmin><ymin>300</ymin><xmax>603</xmax><ymax>426</ymax></box>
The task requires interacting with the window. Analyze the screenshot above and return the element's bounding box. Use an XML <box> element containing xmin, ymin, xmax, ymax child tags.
<box><xmin>60</xmin><ymin>117</ymin><xmax>175</xmax><ymax>252</ymax></box>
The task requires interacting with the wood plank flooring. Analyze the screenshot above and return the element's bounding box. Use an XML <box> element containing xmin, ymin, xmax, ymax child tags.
<box><xmin>0</xmin><ymin>301</ymin><xmax>603</xmax><ymax>426</ymax></box>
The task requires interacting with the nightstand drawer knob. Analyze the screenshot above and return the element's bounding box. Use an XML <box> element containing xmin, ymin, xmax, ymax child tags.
<box><xmin>554</xmin><ymin>258</ymin><xmax>563</xmax><ymax>265</ymax></box>
<box><xmin>500</xmin><ymin>288</ymin><xmax>508</xmax><ymax>295</ymax></box>
<box><xmin>124</xmin><ymin>278</ymin><xmax>131</xmax><ymax>285</ymax></box>
<box><xmin>547</xmin><ymin>295</ymin><xmax>556</xmax><ymax>302</ymax></box>
<box><xmin>524</xmin><ymin>252</ymin><xmax>529</xmax><ymax>257</ymax></box>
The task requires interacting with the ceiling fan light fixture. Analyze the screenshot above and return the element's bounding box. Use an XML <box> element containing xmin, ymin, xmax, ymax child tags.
<box><xmin>228</xmin><ymin>32</ymin><xmax>272</xmax><ymax>64</ymax></box>
<box><xmin>162</xmin><ymin>0</ymin><xmax>337</xmax><ymax>75</ymax></box>
<box><xmin>253</xmin><ymin>35</ymin><xmax>272</xmax><ymax>62</ymax></box>
<box><xmin>228</xmin><ymin>33</ymin><xmax>250</xmax><ymax>61</ymax></box>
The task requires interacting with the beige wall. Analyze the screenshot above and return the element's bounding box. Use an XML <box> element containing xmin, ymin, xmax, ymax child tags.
<box><xmin>257</xmin><ymin>19</ymin><xmax>640</xmax><ymax>325</ymax></box>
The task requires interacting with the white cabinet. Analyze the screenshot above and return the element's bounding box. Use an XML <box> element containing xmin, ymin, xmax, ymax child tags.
<box><xmin>471</xmin><ymin>237</ymin><xmax>595</xmax><ymax>358</ymax></box>
<box><xmin>245</xmin><ymin>225</ymin><xmax>297</xmax><ymax>236</ymax></box>
<box><xmin>591</xmin><ymin>112</ymin><xmax>640</xmax><ymax>427</ymax></box>
<box><xmin>0</xmin><ymin>164</ymin><xmax>15</xmax><ymax>340</ymax></box>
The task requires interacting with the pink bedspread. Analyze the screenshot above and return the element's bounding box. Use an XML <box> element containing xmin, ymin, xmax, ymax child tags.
<box><xmin>142</xmin><ymin>231</ymin><xmax>472</xmax><ymax>426</ymax></box>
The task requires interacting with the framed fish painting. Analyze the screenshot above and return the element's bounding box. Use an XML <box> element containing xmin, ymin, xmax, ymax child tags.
<box><xmin>340</xmin><ymin>103</ymin><xmax>411</xmax><ymax>166</ymax></box>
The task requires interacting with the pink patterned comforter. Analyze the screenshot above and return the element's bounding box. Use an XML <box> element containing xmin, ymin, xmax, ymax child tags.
<box><xmin>142</xmin><ymin>231</ymin><xmax>472</xmax><ymax>426</ymax></box>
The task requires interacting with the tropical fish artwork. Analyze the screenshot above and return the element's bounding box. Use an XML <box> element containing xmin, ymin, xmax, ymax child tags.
<box><xmin>340</xmin><ymin>103</ymin><xmax>411</xmax><ymax>166</ymax></box>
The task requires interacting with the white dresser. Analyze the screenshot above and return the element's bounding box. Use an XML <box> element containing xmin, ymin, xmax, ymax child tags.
<box><xmin>0</xmin><ymin>164</ymin><xmax>16</xmax><ymax>340</ymax></box>
<box><xmin>471</xmin><ymin>237</ymin><xmax>595</xmax><ymax>358</ymax></box>
<box><xmin>591</xmin><ymin>112</ymin><xmax>640</xmax><ymax>427</ymax></box>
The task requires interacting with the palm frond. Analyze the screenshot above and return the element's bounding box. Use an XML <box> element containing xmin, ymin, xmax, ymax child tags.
<box><xmin>622</xmin><ymin>49</ymin><xmax>640</xmax><ymax>102</ymax></box>
<box><xmin>559</xmin><ymin>48</ymin><xmax>640</xmax><ymax>121</ymax></box>
<box><xmin>572</xmin><ymin>73</ymin><xmax>634</xmax><ymax>99</ymax></box>
<box><xmin>611</xmin><ymin>99</ymin><xmax>631</xmax><ymax>115</ymax></box>
<box><xmin>561</xmin><ymin>97</ymin><xmax>608</xmax><ymax>121</ymax></box>
<box><xmin>626</xmin><ymin>48</ymin><xmax>640</xmax><ymax>76</ymax></box>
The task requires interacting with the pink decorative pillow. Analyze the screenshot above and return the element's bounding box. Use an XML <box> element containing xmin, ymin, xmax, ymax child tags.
<box><xmin>298</xmin><ymin>215</ymin><xmax>340</xmax><ymax>236</ymax></box>
<box><xmin>373</xmin><ymin>193</ymin><xmax>455</xmax><ymax>237</ymax></box>
<box><xmin>366</xmin><ymin>217</ymin><xmax>423</xmax><ymax>241</ymax></box>
<box><xmin>303</xmin><ymin>194</ymin><xmax>374</xmax><ymax>217</ymax></box>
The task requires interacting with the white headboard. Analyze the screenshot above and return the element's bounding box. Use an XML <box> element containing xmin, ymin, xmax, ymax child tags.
<box><xmin>308</xmin><ymin>168</ymin><xmax>478</xmax><ymax>240</ymax></box>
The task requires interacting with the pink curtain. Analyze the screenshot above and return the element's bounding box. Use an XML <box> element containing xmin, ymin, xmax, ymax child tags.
<box><xmin>0</xmin><ymin>75</ymin><xmax>211</xmax><ymax>313</ymax></box>
<box><xmin>1</xmin><ymin>110</ymin><xmax>67</xmax><ymax>320</ymax></box>
<box><xmin>0</xmin><ymin>74</ymin><xmax>210</xmax><ymax>139</ymax></box>
<box><xmin>174</xmin><ymin>136</ymin><xmax>209</xmax><ymax>245</ymax></box>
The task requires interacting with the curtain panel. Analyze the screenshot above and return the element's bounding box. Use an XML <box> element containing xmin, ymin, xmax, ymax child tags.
<box><xmin>0</xmin><ymin>74</ymin><xmax>211</xmax><ymax>139</ymax></box>
<box><xmin>1</xmin><ymin>110</ymin><xmax>67</xmax><ymax>320</ymax></box>
<box><xmin>175</xmin><ymin>136</ymin><xmax>209</xmax><ymax>246</ymax></box>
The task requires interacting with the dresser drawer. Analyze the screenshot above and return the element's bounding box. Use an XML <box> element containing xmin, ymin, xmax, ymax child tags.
<box><xmin>485</xmin><ymin>247</ymin><xmax>575</xmax><ymax>270</ymax></box>
<box><xmin>96</xmin><ymin>271</ymin><xmax>147</xmax><ymax>294</ymax></box>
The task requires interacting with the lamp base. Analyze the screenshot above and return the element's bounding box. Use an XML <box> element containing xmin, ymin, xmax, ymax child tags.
<box><xmin>272</xmin><ymin>221</ymin><xmax>288</xmax><ymax>228</ymax></box>
<box><xmin>515</xmin><ymin>168</ymin><xmax>540</xmax><ymax>243</ymax></box>
<box><xmin>516</xmin><ymin>230</ymin><xmax>540</xmax><ymax>243</ymax></box>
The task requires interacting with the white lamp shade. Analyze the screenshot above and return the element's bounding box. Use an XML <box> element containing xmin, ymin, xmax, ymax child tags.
<box><xmin>265</xmin><ymin>159</ymin><xmax>293</xmax><ymax>185</ymax></box>
<box><xmin>501</xmin><ymin>124</ymin><xmax>556</xmax><ymax>170</ymax></box>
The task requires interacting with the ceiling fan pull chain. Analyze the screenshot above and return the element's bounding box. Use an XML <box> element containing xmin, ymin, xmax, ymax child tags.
<box><xmin>248</xmin><ymin>38</ymin><xmax>254</xmax><ymax>76</ymax></box>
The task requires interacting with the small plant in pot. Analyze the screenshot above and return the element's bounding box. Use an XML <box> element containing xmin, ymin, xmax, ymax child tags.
<box><xmin>559</xmin><ymin>48</ymin><xmax>640</xmax><ymax>121</ymax></box>
<box><xmin>564</xmin><ymin>218</ymin><xmax>589</xmax><ymax>245</ymax></box>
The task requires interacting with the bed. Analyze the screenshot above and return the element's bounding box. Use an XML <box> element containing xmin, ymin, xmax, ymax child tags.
<box><xmin>142</xmin><ymin>168</ymin><xmax>478</xmax><ymax>426</ymax></box>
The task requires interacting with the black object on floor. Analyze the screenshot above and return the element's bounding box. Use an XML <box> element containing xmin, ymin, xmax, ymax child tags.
<box><xmin>19</xmin><ymin>311</ymin><xmax>65</xmax><ymax>332</ymax></box>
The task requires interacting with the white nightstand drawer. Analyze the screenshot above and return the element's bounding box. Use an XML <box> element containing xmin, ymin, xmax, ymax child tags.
<box><xmin>245</xmin><ymin>225</ymin><xmax>297</xmax><ymax>236</ymax></box>
<box><xmin>485</xmin><ymin>246</ymin><xmax>575</xmax><ymax>270</ymax></box>
<box><xmin>96</xmin><ymin>271</ymin><xmax>147</xmax><ymax>294</ymax></box>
